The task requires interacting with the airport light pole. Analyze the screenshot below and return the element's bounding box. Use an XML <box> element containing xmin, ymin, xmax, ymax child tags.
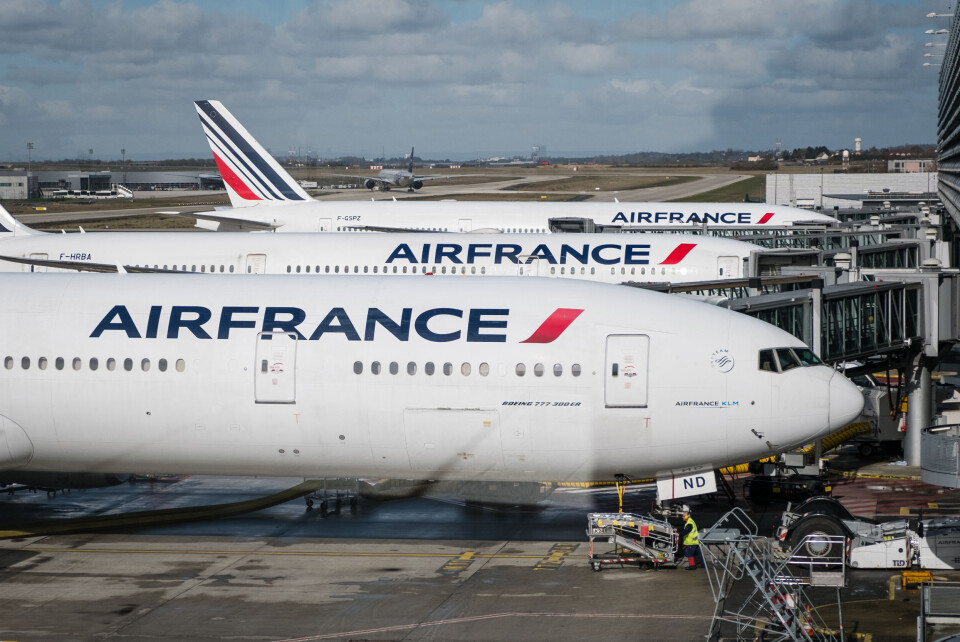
<box><xmin>27</xmin><ymin>142</ymin><xmax>33</xmax><ymax>198</ymax></box>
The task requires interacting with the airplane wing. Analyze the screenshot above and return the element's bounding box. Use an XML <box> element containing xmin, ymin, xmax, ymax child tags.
<box><xmin>0</xmin><ymin>255</ymin><xmax>191</xmax><ymax>274</ymax></box>
<box><xmin>155</xmin><ymin>210</ymin><xmax>280</xmax><ymax>231</ymax></box>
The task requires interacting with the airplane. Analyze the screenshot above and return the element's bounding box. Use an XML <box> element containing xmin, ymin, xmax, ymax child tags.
<box><xmin>0</xmin><ymin>273</ymin><xmax>863</xmax><ymax>498</ymax></box>
<box><xmin>341</xmin><ymin>147</ymin><xmax>460</xmax><ymax>192</ymax></box>
<box><xmin>0</xmin><ymin>206</ymin><xmax>762</xmax><ymax>281</ymax></box>
<box><xmin>187</xmin><ymin>100</ymin><xmax>841</xmax><ymax>233</ymax></box>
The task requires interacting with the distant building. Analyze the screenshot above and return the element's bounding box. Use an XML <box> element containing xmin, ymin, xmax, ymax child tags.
<box><xmin>888</xmin><ymin>159</ymin><xmax>935</xmax><ymax>173</ymax></box>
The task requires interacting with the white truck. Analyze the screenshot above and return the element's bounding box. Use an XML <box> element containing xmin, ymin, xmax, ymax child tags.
<box><xmin>777</xmin><ymin>497</ymin><xmax>960</xmax><ymax>570</ymax></box>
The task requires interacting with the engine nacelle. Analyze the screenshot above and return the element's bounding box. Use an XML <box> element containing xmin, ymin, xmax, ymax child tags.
<box><xmin>412</xmin><ymin>180</ymin><xmax>423</xmax><ymax>190</ymax></box>
<box><xmin>364</xmin><ymin>179</ymin><xmax>377</xmax><ymax>190</ymax></box>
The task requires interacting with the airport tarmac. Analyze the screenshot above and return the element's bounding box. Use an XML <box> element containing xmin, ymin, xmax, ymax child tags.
<box><xmin>2</xmin><ymin>463</ymin><xmax>960</xmax><ymax>641</ymax></box>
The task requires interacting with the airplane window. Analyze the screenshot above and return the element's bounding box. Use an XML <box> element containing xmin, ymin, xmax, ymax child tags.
<box><xmin>3</xmin><ymin>356</ymin><xmax>11</xmax><ymax>370</ymax></box>
<box><xmin>305</xmin><ymin>266</ymin><xmax>311</xmax><ymax>273</ymax></box>
<box><xmin>21</xmin><ymin>357</ymin><xmax>29</xmax><ymax>370</ymax></box>
<box><xmin>142</xmin><ymin>359</ymin><xmax>150</xmax><ymax>372</ymax></box>
<box><xmin>373</xmin><ymin>266</ymin><xmax>378</xmax><ymax>273</ymax></box>
<box><xmin>325</xmin><ymin>266</ymin><xmax>330</xmax><ymax>274</ymax></box>
<box><xmin>793</xmin><ymin>348</ymin><xmax>822</xmax><ymax>366</ymax></box>
<box><xmin>461</xmin><ymin>362</ymin><xmax>471</xmax><ymax>376</ymax></box>
<box><xmin>553</xmin><ymin>363</ymin><xmax>562</xmax><ymax>376</ymax></box>
<box><xmin>106</xmin><ymin>358</ymin><xmax>116</xmax><ymax>371</ymax></box>
<box><xmin>393</xmin><ymin>266</ymin><xmax>398</xmax><ymax>274</ymax></box>
<box><xmin>471</xmin><ymin>266</ymin><xmax>476</xmax><ymax>274</ymax></box>
<box><xmin>425</xmin><ymin>362</ymin><xmax>435</xmax><ymax>375</ymax></box>
<box><xmin>641</xmin><ymin>268</ymin><xmax>645</xmax><ymax>275</ymax></box>
<box><xmin>550</xmin><ymin>267</ymin><xmax>556</xmax><ymax>275</ymax></box>
<box><xmin>441</xmin><ymin>266</ymin><xmax>447</xmax><ymax>274</ymax></box>
<box><xmin>610</xmin><ymin>268</ymin><xmax>615</xmax><ymax>274</ymax></box>
<box><xmin>296</xmin><ymin>266</ymin><xmax>301</xmax><ymax>274</ymax></box>
<box><xmin>89</xmin><ymin>358</ymin><xmax>98</xmax><ymax>371</ymax></box>
<box><xmin>481</xmin><ymin>267</ymin><xmax>486</xmax><ymax>275</ymax></box>
<box><xmin>354</xmin><ymin>266</ymin><xmax>359</xmax><ymax>273</ymax></box>
<box><xmin>621</xmin><ymin>267</ymin><xmax>626</xmax><ymax>275</ymax></box>
<box><xmin>183</xmin><ymin>265</ymin><xmax>187</xmax><ymax>272</ymax></box>
<box><xmin>516</xmin><ymin>363</ymin><xmax>526</xmax><ymax>376</ymax></box>
<box><xmin>389</xmin><ymin>362</ymin><xmax>399</xmax><ymax>375</ymax></box>
<box><xmin>363</xmin><ymin>266</ymin><xmax>368</xmax><ymax>273</ymax></box>
<box><xmin>353</xmin><ymin>361</ymin><xmax>363</xmax><ymax>375</ymax></box>
<box><xmin>572</xmin><ymin>364</ymin><xmax>582</xmax><ymax>377</ymax></box>
<box><xmin>124</xmin><ymin>358</ymin><xmax>133</xmax><ymax>372</ymax></box>
<box><xmin>443</xmin><ymin>362</ymin><xmax>453</xmax><ymax>376</ymax></box>
<box><xmin>371</xmin><ymin>361</ymin><xmax>381</xmax><ymax>375</ymax></box>
<box><xmin>159</xmin><ymin>358</ymin><xmax>168</xmax><ymax>372</ymax></box>
<box><xmin>38</xmin><ymin>357</ymin><xmax>47</xmax><ymax>370</ymax></box>
<box><xmin>286</xmin><ymin>266</ymin><xmax>291</xmax><ymax>273</ymax></box>
<box><xmin>479</xmin><ymin>362</ymin><xmax>489</xmax><ymax>376</ymax></box>
<box><xmin>335</xmin><ymin>266</ymin><xmax>340</xmax><ymax>274</ymax></box>
<box><xmin>72</xmin><ymin>357</ymin><xmax>81</xmax><ymax>371</ymax></box>
<box><xmin>758</xmin><ymin>349</ymin><xmax>777</xmax><ymax>372</ymax></box>
<box><xmin>164</xmin><ymin>265</ymin><xmax>168</xmax><ymax>270</ymax></box>
<box><xmin>220</xmin><ymin>266</ymin><xmax>224</xmax><ymax>273</ymax></box>
<box><xmin>776</xmin><ymin>348</ymin><xmax>800</xmax><ymax>372</ymax></box>
<box><xmin>560</xmin><ymin>267</ymin><xmax>565</xmax><ymax>275</ymax></box>
<box><xmin>191</xmin><ymin>265</ymin><xmax>196</xmax><ymax>272</ymax></box>
<box><xmin>519</xmin><ymin>266</ymin><xmax>524</xmax><ymax>275</ymax></box>
<box><xmin>229</xmin><ymin>265</ymin><xmax>234</xmax><ymax>273</ymax></box>
<box><xmin>55</xmin><ymin>357</ymin><xmax>64</xmax><ymax>370</ymax></box>
<box><xmin>631</xmin><ymin>268</ymin><xmax>635</xmax><ymax>275</ymax></box>
<box><xmin>407</xmin><ymin>362</ymin><xmax>416</xmax><ymax>375</ymax></box>
<box><xmin>662</xmin><ymin>268</ymin><xmax>666</xmax><ymax>275</ymax></box>
<box><xmin>201</xmin><ymin>265</ymin><xmax>206</xmax><ymax>273</ymax></box>
<box><xmin>534</xmin><ymin>363</ymin><xmax>545</xmax><ymax>377</ymax></box>
<box><xmin>176</xmin><ymin>359</ymin><xmax>185</xmax><ymax>372</ymax></box>
<box><xmin>315</xmin><ymin>266</ymin><xmax>320</xmax><ymax>273</ymax></box>
<box><xmin>461</xmin><ymin>267</ymin><xmax>466</xmax><ymax>275</ymax></box>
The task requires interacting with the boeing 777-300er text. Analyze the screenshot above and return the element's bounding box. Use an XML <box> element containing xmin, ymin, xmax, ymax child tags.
<box><xmin>0</xmin><ymin>206</ymin><xmax>761</xmax><ymax>281</ymax></box>
<box><xmin>186</xmin><ymin>100</ymin><xmax>839</xmax><ymax>234</ymax></box>
<box><xmin>0</xmin><ymin>274</ymin><xmax>862</xmax><ymax>498</ymax></box>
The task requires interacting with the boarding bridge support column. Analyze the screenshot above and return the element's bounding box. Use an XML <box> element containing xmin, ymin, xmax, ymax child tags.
<box><xmin>905</xmin><ymin>354</ymin><xmax>934</xmax><ymax>467</ymax></box>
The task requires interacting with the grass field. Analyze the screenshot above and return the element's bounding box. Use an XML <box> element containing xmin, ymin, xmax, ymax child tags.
<box><xmin>503</xmin><ymin>174</ymin><xmax>698</xmax><ymax>192</ymax></box>
<box><xmin>671</xmin><ymin>175</ymin><xmax>765</xmax><ymax>203</ymax></box>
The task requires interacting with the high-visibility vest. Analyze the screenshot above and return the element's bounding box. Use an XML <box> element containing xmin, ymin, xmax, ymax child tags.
<box><xmin>683</xmin><ymin>517</ymin><xmax>699</xmax><ymax>546</ymax></box>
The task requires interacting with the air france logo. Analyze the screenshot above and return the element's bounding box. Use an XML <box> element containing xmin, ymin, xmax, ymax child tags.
<box><xmin>90</xmin><ymin>305</ymin><xmax>584</xmax><ymax>344</ymax></box>
<box><xmin>611</xmin><ymin>211</ymin><xmax>774</xmax><ymax>225</ymax></box>
<box><xmin>711</xmin><ymin>349</ymin><xmax>735</xmax><ymax>373</ymax></box>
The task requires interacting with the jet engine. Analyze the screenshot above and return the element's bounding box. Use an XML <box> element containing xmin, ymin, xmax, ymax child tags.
<box><xmin>364</xmin><ymin>179</ymin><xmax>377</xmax><ymax>190</ymax></box>
<box><xmin>412</xmin><ymin>180</ymin><xmax>423</xmax><ymax>190</ymax></box>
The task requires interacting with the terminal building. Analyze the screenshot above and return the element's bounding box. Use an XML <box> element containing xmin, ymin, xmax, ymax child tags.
<box><xmin>0</xmin><ymin>169</ymin><xmax>223</xmax><ymax>199</ymax></box>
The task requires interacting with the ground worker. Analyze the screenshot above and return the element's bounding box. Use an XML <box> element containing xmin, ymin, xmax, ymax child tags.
<box><xmin>681</xmin><ymin>508</ymin><xmax>701</xmax><ymax>570</ymax></box>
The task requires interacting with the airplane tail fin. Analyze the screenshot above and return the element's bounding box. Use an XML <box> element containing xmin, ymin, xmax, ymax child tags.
<box><xmin>408</xmin><ymin>146</ymin><xmax>415</xmax><ymax>173</ymax></box>
<box><xmin>0</xmin><ymin>204</ymin><xmax>40</xmax><ymax>238</ymax></box>
<box><xmin>194</xmin><ymin>100</ymin><xmax>311</xmax><ymax>209</ymax></box>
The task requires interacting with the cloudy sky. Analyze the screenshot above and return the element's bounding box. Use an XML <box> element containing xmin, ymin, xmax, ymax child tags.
<box><xmin>0</xmin><ymin>0</ymin><xmax>947</xmax><ymax>161</ymax></box>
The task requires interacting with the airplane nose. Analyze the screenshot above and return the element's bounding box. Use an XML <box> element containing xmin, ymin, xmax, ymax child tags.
<box><xmin>829</xmin><ymin>370</ymin><xmax>864</xmax><ymax>429</ymax></box>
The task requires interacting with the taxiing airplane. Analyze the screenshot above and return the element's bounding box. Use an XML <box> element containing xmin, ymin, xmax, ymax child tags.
<box><xmin>0</xmin><ymin>274</ymin><xmax>863</xmax><ymax>496</ymax></box>
<box><xmin>0</xmin><ymin>206</ymin><xmax>761</xmax><ymax>281</ymax></box>
<box><xmin>340</xmin><ymin>147</ymin><xmax>460</xmax><ymax>192</ymax></box>
<box><xmin>188</xmin><ymin>100</ymin><xmax>840</xmax><ymax>233</ymax></box>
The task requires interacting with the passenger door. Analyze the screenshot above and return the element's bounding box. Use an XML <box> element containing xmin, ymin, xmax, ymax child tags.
<box><xmin>605</xmin><ymin>334</ymin><xmax>649</xmax><ymax>407</ymax></box>
<box><xmin>245</xmin><ymin>253</ymin><xmax>267</xmax><ymax>274</ymax></box>
<box><xmin>254</xmin><ymin>332</ymin><xmax>297</xmax><ymax>404</ymax></box>
<box><xmin>717</xmin><ymin>256</ymin><xmax>740</xmax><ymax>278</ymax></box>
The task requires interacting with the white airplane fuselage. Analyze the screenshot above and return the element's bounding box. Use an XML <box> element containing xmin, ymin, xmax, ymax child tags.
<box><xmin>0</xmin><ymin>230</ymin><xmax>760</xmax><ymax>282</ymax></box>
<box><xmin>0</xmin><ymin>275</ymin><xmax>863</xmax><ymax>482</ymax></box>
<box><xmin>197</xmin><ymin>199</ymin><xmax>839</xmax><ymax>233</ymax></box>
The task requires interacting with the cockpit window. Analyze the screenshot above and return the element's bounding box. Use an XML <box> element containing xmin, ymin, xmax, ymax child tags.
<box><xmin>760</xmin><ymin>347</ymin><xmax>825</xmax><ymax>373</ymax></box>
<box><xmin>776</xmin><ymin>348</ymin><xmax>801</xmax><ymax>371</ymax></box>
<box><xmin>759</xmin><ymin>349</ymin><xmax>777</xmax><ymax>372</ymax></box>
<box><xmin>793</xmin><ymin>348</ymin><xmax>822</xmax><ymax>366</ymax></box>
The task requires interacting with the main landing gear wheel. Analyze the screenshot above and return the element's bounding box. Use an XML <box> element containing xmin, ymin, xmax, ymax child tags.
<box><xmin>789</xmin><ymin>515</ymin><xmax>845</xmax><ymax>563</ymax></box>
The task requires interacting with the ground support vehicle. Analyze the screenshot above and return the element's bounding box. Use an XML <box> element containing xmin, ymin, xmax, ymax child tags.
<box><xmin>776</xmin><ymin>497</ymin><xmax>960</xmax><ymax>570</ymax></box>
<box><xmin>586</xmin><ymin>512</ymin><xmax>680</xmax><ymax>571</ymax></box>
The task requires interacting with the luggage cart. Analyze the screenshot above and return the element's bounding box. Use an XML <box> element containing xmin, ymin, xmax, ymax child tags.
<box><xmin>586</xmin><ymin>512</ymin><xmax>680</xmax><ymax>571</ymax></box>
